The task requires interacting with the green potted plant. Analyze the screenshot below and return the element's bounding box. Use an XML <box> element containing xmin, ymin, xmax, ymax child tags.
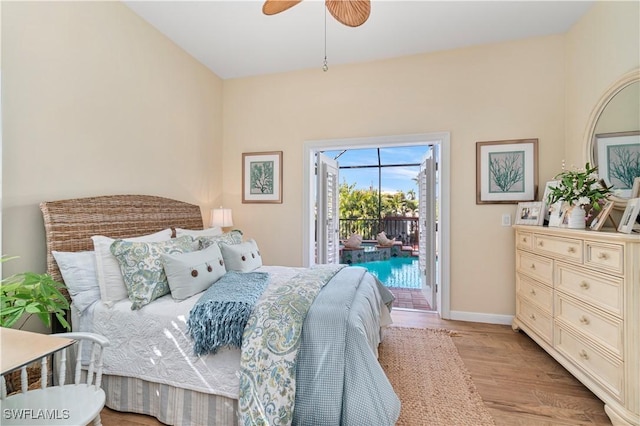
<box><xmin>0</xmin><ymin>256</ymin><xmax>70</xmax><ymax>331</ymax></box>
<box><xmin>546</xmin><ymin>162</ymin><xmax>613</xmax><ymax>228</ymax></box>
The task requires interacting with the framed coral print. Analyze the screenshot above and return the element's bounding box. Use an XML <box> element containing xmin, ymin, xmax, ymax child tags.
<box><xmin>242</xmin><ymin>151</ymin><xmax>283</xmax><ymax>204</ymax></box>
<box><xmin>617</xmin><ymin>197</ymin><xmax>640</xmax><ymax>234</ymax></box>
<box><xmin>595</xmin><ymin>131</ymin><xmax>640</xmax><ymax>198</ymax></box>
<box><xmin>476</xmin><ymin>139</ymin><xmax>538</xmax><ymax>204</ymax></box>
<box><xmin>515</xmin><ymin>201</ymin><xmax>544</xmax><ymax>226</ymax></box>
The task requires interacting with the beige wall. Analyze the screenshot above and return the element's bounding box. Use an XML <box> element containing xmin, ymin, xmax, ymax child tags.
<box><xmin>564</xmin><ymin>0</ymin><xmax>640</xmax><ymax>166</ymax></box>
<box><xmin>223</xmin><ymin>36</ymin><xmax>566</xmax><ymax>317</ymax></box>
<box><xmin>1</xmin><ymin>2</ymin><xmax>224</xmax><ymax>278</ymax></box>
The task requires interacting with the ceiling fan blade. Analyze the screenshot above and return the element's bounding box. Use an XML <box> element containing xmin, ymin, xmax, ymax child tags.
<box><xmin>262</xmin><ymin>0</ymin><xmax>303</xmax><ymax>15</ymax></box>
<box><xmin>325</xmin><ymin>0</ymin><xmax>370</xmax><ymax>27</ymax></box>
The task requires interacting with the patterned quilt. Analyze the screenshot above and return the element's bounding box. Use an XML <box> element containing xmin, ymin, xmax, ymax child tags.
<box><xmin>238</xmin><ymin>265</ymin><xmax>400</xmax><ymax>426</ymax></box>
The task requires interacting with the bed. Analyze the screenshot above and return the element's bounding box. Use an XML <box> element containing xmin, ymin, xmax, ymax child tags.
<box><xmin>40</xmin><ymin>194</ymin><xmax>400</xmax><ymax>425</ymax></box>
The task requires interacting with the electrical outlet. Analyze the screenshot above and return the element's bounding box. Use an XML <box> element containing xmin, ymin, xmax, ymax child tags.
<box><xmin>502</xmin><ymin>214</ymin><xmax>511</xmax><ymax>226</ymax></box>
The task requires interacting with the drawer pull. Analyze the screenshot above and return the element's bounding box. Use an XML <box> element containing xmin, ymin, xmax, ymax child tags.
<box><xmin>579</xmin><ymin>315</ymin><xmax>590</xmax><ymax>325</ymax></box>
<box><xmin>597</xmin><ymin>252</ymin><xmax>609</xmax><ymax>260</ymax></box>
<box><xmin>567</xmin><ymin>247</ymin><xmax>576</xmax><ymax>253</ymax></box>
<box><xmin>579</xmin><ymin>349</ymin><xmax>589</xmax><ymax>360</ymax></box>
<box><xmin>529</xmin><ymin>313</ymin><xmax>536</xmax><ymax>320</ymax></box>
<box><xmin>522</xmin><ymin>237</ymin><xmax>527</xmax><ymax>243</ymax></box>
<box><xmin>529</xmin><ymin>289</ymin><xmax>536</xmax><ymax>296</ymax></box>
<box><xmin>530</xmin><ymin>264</ymin><xmax>536</xmax><ymax>270</ymax></box>
<box><xmin>538</xmin><ymin>241</ymin><xmax>544</xmax><ymax>247</ymax></box>
<box><xmin>579</xmin><ymin>281</ymin><xmax>590</xmax><ymax>290</ymax></box>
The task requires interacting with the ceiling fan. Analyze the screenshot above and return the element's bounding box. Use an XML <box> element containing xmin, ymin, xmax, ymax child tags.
<box><xmin>262</xmin><ymin>0</ymin><xmax>371</xmax><ymax>27</ymax></box>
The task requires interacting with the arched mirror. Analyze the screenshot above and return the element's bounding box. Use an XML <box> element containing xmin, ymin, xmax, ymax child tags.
<box><xmin>586</xmin><ymin>69</ymin><xmax>640</xmax><ymax>208</ymax></box>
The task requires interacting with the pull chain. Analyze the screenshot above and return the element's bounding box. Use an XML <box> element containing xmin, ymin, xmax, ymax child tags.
<box><xmin>323</xmin><ymin>6</ymin><xmax>328</xmax><ymax>72</ymax></box>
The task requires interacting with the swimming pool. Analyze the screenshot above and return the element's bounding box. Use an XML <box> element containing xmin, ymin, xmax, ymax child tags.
<box><xmin>360</xmin><ymin>257</ymin><xmax>421</xmax><ymax>289</ymax></box>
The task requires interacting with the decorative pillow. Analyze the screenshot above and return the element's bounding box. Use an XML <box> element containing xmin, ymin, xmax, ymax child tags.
<box><xmin>91</xmin><ymin>228</ymin><xmax>173</xmax><ymax>304</ymax></box>
<box><xmin>175</xmin><ymin>227</ymin><xmax>223</xmax><ymax>238</ymax></box>
<box><xmin>343</xmin><ymin>233</ymin><xmax>363</xmax><ymax>249</ymax></box>
<box><xmin>376</xmin><ymin>231</ymin><xmax>396</xmax><ymax>247</ymax></box>
<box><xmin>197</xmin><ymin>230</ymin><xmax>243</xmax><ymax>250</ymax></box>
<box><xmin>110</xmin><ymin>235</ymin><xmax>195</xmax><ymax>310</ymax></box>
<box><xmin>220</xmin><ymin>239</ymin><xmax>262</xmax><ymax>272</ymax></box>
<box><xmin>161</xmin><ymin>243</ymin><xmax>226</xmax><ymax>301</ymax></box>
<box><xmin>52</xmin><ymin>250</ymin><xmax>100</xmax><ymax>313</ymax></box>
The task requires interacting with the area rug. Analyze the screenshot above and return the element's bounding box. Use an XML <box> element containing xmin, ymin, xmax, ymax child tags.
<box><xmin>379</xmin><ymin>326</ymin><xmax>495</xmax><ymax>425</ymax></box>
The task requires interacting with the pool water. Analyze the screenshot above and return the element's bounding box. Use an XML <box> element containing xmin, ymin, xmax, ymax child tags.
<box><xmin>360</xmin><ymin>257</ymin><xmax>421</xmax><ymax>289</ymax></box>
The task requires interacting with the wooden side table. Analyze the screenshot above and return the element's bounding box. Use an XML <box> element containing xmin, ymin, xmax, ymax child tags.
<box><xmin>0</xmin><ymin>328</ymin><xmax>74</xmax><ymax>376</ymax></box>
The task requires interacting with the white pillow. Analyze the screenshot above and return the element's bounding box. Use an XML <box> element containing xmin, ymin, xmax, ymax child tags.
<box><xmin>91</xmin><ymin>228</ymin><xmax>172</xmax><ymax>304</ymax></box>
<box><xmin>220</xmin><ymin>239</ymin><xmax>262</xmax><ymax>272</ymax></box>
<box><xmin>52</xmin><ymin>250</ymin><xmax>100</xmax><ymax>313</ymax></box>
<box><xmin>161</xmin><ymin>243</ymin><xmax>226</xmax><ymax>301</ymax></box>
<box><xmin>175</xmin><ymin>227</ymin><xmax>223</xmax><ymax>238</ymax></box>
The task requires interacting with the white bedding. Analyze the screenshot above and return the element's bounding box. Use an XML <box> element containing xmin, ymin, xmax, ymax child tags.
<box><xmin>83</xmin><ymin>265</ymin><xmax>302</xmax><ymax>398</ymax></box>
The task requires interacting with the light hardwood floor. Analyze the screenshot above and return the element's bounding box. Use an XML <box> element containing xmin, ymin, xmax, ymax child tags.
<box><xmin>101</xmin><ymin>309</ymin><xmax>611</xmax><ymax>425</ymax></box>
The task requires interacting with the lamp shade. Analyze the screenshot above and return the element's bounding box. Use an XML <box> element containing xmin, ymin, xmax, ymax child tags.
<box><xmin>210</xmin><ymin>208</ymin><xmax>233</xmax><ymax>228</ymax></box>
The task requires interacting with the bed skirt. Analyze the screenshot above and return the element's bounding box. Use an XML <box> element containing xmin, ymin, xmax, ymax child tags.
<box><xmin>101</xmin><ymin>374</ymin><xmax>238</xmax><ymax>426</ymax></box>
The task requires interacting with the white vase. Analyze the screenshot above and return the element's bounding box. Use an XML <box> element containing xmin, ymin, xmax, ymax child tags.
<box><xmin>566</xmin><ymin>205</ymin><xmax>586</xmax><ymax>229</ymax></box>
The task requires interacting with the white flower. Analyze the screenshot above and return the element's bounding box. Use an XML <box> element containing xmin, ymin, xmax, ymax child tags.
<box><xmin>577</xmin><ymin>196</ymin><xmax>590</xmax><ymax>206</ymax></box>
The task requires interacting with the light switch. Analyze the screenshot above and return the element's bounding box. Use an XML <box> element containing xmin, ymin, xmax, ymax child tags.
<box><xmin>502</xmin><ymin>214</ymin><xmax>511</xmax><ymax>226</ymax></box>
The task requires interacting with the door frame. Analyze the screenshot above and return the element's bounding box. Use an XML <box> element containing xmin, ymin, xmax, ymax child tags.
<box><xmin>302</xmin><ymin>132</ymin><xmax>451</xmax><ymax>319</ymax></box>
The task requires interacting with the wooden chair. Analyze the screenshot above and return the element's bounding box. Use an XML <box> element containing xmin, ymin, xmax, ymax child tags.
<box><xmin>0</xmin><ymin>332</ymin><xmax>110</xmax><ymax>425</ymax></box>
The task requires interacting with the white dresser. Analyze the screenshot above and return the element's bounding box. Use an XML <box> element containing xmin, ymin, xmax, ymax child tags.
<box><xmin>512</xmin><ymin>225</ymin><xmax>639</xmax><ymax>426</ymax></box>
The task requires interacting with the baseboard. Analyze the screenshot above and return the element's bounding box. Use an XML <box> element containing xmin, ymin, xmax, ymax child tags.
<box><xmin>449</xmin><ymin>310</ymin><xmax>514</xmax><ymax>325</ymax></box>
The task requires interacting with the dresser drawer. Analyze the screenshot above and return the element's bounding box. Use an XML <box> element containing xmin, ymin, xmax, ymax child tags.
<box><xmin>533</xmin><ymin>234</ymin><xmax>583</xmax><ymax>263</ymax></box>
<box><xmin>516</xmin><ymin>231</ymin><xmax>534</xmax><ymax>250</ymax></box>
<box><xmin>555</xmin><ymin>294</ymin><xmax>623</xmax><ymax>357</ymax></box>
<box><xmin>517</xmin><ymin>298</ymin><xmax>552</xmax><ymax>344</ymax></box>
<box><xmin>556</xmin><ymin>263</ymin><xmax>623</xmax><ymax>317</ymax></box>
<box><xmin>517</xmin><ymin>274</ymin><xmax>552</xmax><ymax>314</ymax></box>
<box><xmin>516</xmin><ymin>250</ymin><xmax>553</xmax><ymax>284</ymax></box>
<box><xmin>585</xmin><ymin>241</ymin><xmax>624</xmax><ymax>274</ymax></box>
<box><xmin>555</xmin><ymin>325</ymin><xmax>623</xmax><ymax>402</ymax></box>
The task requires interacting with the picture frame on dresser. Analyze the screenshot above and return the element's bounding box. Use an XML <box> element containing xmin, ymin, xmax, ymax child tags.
<box><xmin>242</xmin><ymin>151</ymin><xmax>283</xmax><ymax>204</ymax></box>
<box><xmin>475</xmin><ymin>138</ymin><xmax>538</xmax><ymax>204</ymax></box>
<box><xmin>589</xmin><ymin>200</ymin><xmax>615</xmax><ymax>231</ymax></box>
<box><xmin>632</xmin><ymin>176</ymin><xmax>640</xmax><ymax>198</ymax></box>
<box><xmin>515</xmin><ymin>201</ymin><xmax>544</xmax><ymax>225</ymax></box>
<box><xmin>541</xmin><ymin>180</ymin><xmax>559</xmax><ymax>225</ymax></box>
<box><xmin>617</xmin><ymin>197</ymin><xmax>640</xmax><ymax>233</ymax></box>
<box><xmin>547</xmin><ymin>201</ymin><xmax>565</xmax><ymax>227</ymax></box>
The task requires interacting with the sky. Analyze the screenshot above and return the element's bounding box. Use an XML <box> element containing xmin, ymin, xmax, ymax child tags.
<box><xmin>322</xmin><ymin>146</ymin><xmax>431</xmax><ymax>195</ymax></box>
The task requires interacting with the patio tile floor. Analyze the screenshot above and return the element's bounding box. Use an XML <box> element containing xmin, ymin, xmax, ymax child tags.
<box><xmin>387</xmin><ymin>287</ymin><xmax>432</xmax><ymax>311</ymax></box>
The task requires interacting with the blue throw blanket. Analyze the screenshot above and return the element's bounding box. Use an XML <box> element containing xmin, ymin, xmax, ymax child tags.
<box><xmin>187</xmin><ymin>271</ymin><xmax>270</xmax><ymax>356</ymax></box>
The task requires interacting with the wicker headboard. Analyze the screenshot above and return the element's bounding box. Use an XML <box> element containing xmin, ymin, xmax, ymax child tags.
<box><xmin>40</xmin><ymin>195</ymin><xmax>203</xmax><ymax>286</ymax></box>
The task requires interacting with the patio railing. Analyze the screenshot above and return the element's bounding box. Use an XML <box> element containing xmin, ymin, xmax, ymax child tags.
<box><xmin>339</xmin><ymin>217</ymin><xmax>419</xmax><ymax>247</ymax></box>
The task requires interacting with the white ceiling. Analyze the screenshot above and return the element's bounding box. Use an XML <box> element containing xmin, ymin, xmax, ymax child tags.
<box><xmin>123</xmin><ymin>0</ymin><xmax>595</xmax><ymax>80</ymax></box>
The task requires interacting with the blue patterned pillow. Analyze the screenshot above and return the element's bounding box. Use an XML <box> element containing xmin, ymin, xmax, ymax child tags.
<box><xmin>197</xmin><ymin>230</ymin><xmax>243</xmax><ymax>250</ymax></box>
<box><xmin>111</xmin><ymin>235</ymin><xmax>195</xmax><ymax>310</ymax></box>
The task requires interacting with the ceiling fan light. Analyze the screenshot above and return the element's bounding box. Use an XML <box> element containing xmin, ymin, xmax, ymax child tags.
<box><xmin>325</xmin><ymin>0</ymin><xmax>371</xmax><ymax>27</ymax></box>
<box><xmin>262</xmin><ymin>0</ymin><xmax>303</xmax><ymax>16</ymax></box>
